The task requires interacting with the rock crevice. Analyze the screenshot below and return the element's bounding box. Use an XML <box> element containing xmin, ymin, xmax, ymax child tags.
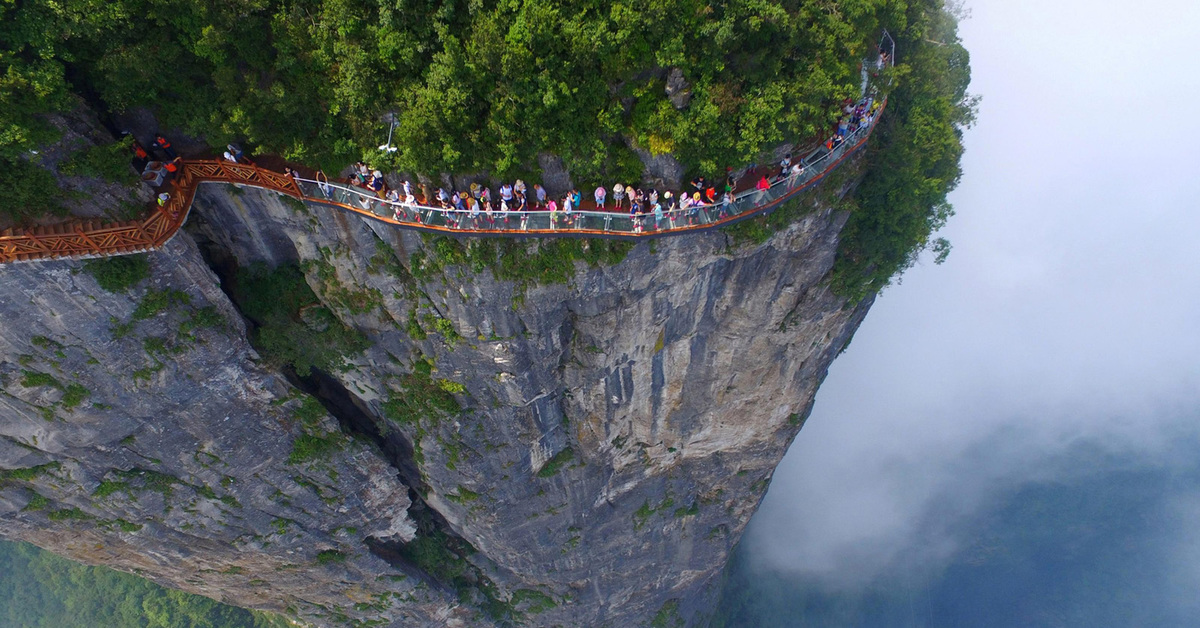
<box><xmin>0</xmin><ymin>165</ymin><xmax>871</xmax><ymax>626</ymax></box>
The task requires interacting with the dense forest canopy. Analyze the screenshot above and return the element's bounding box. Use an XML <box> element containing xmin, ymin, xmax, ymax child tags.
<box><xmin>1</xmin><ymin>0</ymin><xmax>973</xmax><ymax>296</ymax></box>
<box><xmin>5</xmin><ymin>0</ymin><xmax>904</xmax><ymax>174</ymax></box>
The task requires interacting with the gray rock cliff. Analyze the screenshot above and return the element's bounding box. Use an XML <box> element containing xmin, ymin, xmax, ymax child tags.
<box><xmin>0</xmin><ymin>168</ymin><xmax>871</xmax><ymax>626</ymax></box>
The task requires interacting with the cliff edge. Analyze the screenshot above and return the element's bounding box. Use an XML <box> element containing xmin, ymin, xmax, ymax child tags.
<box><xmin>0</xmin><ymin>165</ymin><xmax>869</xmax><ymax>626</ymax></box>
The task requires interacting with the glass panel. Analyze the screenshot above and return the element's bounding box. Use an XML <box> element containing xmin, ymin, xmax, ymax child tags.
<box><xmin>272</xmin><ymin>77</ymin><xmax>884</xmax><ymax>239</ymax></box>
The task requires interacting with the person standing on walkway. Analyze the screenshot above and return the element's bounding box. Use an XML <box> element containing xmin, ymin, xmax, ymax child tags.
<box><xmin>594</xmin><ymin>185</ymin><xmax>606</xmax><ymax>208</ymax></box>
<box><xmin>725</xmin><ymin>166</ymin><xmax>739</xmax><ymax>192</ymax></box>
<box><xmin>405</xmin><ymin>189</ymin><xmax>420</xmax><ymax>223</ymax></box>
<box><xmin>130</xmin><ymin>139</ymin><xmax>149</xmax><ymax>171</ymax></box>
<box><xmin>317</xmin><ymin>170</ymin><xmax>332</xmax><ymax>197</ymax></box>
<box><xmin>163</xmin><ymin>158</ymin><xmax>180</xmax><ymax>180</ymax></box>
<box><xmin>534</xmin><ymin>184</ymin><xmax>547</xmax><ymax>209</ymax></box>
<box><xmin>498</xmin><ymin>198</ymin><xmax>510</xmax><ymax>226</ymax></box>
<box><xmin>153</xmin><ymin>134</ymin><xmax>176</xmax><ymax>159</ymax></box>
<box><xmin>517</xmin><ymin>192</ymin><xmax>529</xmax><ymax>230</ymax></box>
<box><xmin>689</xmin><ymin>193</ymin><xmax>702</xmax><ymax>225</ymax></box>
<box><xmin>788</xmin><ymin>162</ymin><xmax>805</xmax><ymax>187</ymax></box>
<box><xmin>387</xmin><ymin>189</ymin><xmax>402</xmax><ymax>220</ymax></box>
<box><xmin>755</xmin><ymin>174</ymin><xmax>770</xmax><ymax>204</ymax></box>
<box><xmin>469</xmin><ymin>196</ymin><xmax>482</xmax><ymax>229</ymax></box>
<box><xmin>613</xmin><ymin>183</ymin><xmax>625</xmax><ymax>209</ymax></box>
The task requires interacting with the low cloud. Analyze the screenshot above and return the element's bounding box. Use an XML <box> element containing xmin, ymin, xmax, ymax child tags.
<box><xmin>743</xmin><ymin>0</ymin><xmax>1200</xmax><ymax>599</ymax></box>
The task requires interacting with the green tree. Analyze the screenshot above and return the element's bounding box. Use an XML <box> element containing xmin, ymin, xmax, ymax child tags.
<box><xmin>831</xmin><ymin>0</ymin><xmax>978</xmax><ymax>301</ymax></box>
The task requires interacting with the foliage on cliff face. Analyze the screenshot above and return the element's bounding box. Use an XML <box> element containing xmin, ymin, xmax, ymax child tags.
<box><xmin>2</xmin><ymin>0</ymin><xmax>897</xmax><ymax>181</ymax></box>
<box><xmin>83</xmin><ymin>254</ymin><xmax>150</xmax><ymax>293</ymax></box>
<box><xmin>830</xmin><ymin>0</ymin><xmax>977</xmax><ymax>301</ymax></box>
<box><xmin>0</xmin><ymin>540</ymin><xmax>288</xmax><ymax>628</ymax></box>
<box><xmin>232</xmin><ymin>263</ymin><xmax>370</xmax><ymax>376</ymax></box>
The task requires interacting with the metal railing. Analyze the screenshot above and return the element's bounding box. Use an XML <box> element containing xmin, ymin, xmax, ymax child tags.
<box><xmin>286</xmin><ymin>44</ymin><xmax>895</xmax><ymax>239</ymax></box>
<box><xmin>0</xmin><ymin>47</ymin><xmax>894</xmax><ymax>262</ymax></box>
<box><xmin>288</xmin><ymin>97</ymin><xmax>885</xmax><ymax>238</ymax></box>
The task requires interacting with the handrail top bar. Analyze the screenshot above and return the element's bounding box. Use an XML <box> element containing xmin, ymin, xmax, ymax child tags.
<box><xmin>0</xmin><ymin>48</ymin><xmax>893</xmax><ymax>261</ymax></box>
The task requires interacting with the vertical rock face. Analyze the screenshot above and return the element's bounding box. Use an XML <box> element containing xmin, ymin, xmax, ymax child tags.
<box><xmin>0</xmin><ymin>236</ymin><xmax>468</xmax><ymax>626</ymax></box>
<box><xmin>0</xmin><ymin>171</ymin><xmax>871</xmax><ymax>626</ymax></box>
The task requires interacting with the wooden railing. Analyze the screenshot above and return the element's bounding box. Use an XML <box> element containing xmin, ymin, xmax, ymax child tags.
<box><xmin>0</xmin><ymin>178</ymin><xmax>190</xmax><ymax>264</ymax></box>
<box><xmin>0</xmin><ymin>159</ymin><xmax>301</xmax><ymax>263</ymax></box>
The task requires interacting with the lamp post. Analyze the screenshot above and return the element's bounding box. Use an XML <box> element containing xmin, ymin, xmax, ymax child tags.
<box><xmin>379</xmin><ymin>113</ymin><xmax>398</xmax><ymax>153</ymax></box>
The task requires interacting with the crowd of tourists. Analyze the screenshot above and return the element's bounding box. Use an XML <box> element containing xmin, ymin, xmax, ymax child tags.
<box><xmin>136</xmin><ymin>87</ymin><xmax>881</xmax><ymax>234</ymax></box>
<box><xmin>323</xmin><ymin>93</ymin><xmax>881</xmax><ymax>232</ymax></box>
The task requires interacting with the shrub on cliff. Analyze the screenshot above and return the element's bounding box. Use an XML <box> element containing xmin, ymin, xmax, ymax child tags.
<box><xmin>59</xmin><ymin>136</ymin><xmax>138</xmax><ymax>186</ymax></box>
<box><xmin>232</xmin><ymin>263</ymin><xmax>369</xmax><ymax>376</ymax></box>
<box><xmin>82</xmin><ymin>255</ymin><xmax>150</xmax><ymax>292</ymax></box>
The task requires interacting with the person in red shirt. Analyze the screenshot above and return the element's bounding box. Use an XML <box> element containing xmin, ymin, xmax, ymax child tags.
<box><xmin>755</xmin><ymin>175</ymin><xmax>771</xmax><ymax>205</ymax></box>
